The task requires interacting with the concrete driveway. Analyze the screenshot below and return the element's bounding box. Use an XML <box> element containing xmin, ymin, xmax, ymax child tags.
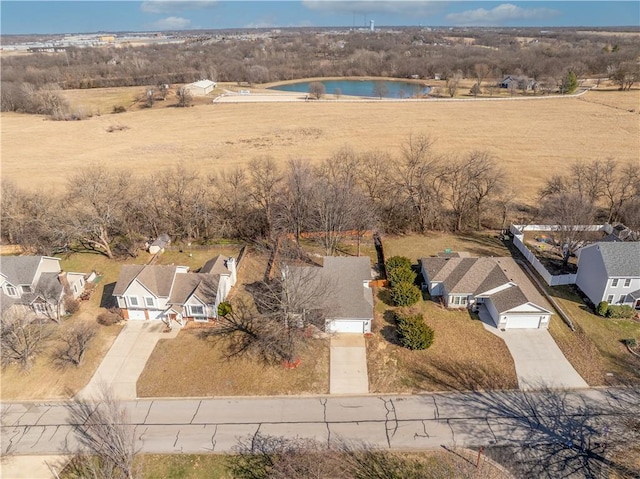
<box><xmin>480</xmin><ymin>308</ymin><xmax>588</xmax><ymax>390</ymax></box>
<box><xmin>329</xmin><ymin>334</ymin><xmax>369</xmax><ymax>394</ymax></box>
<box><xmin>78</xmin><ymin>321</ymin><xmax>178</xmax><ymax>400</ymax></box>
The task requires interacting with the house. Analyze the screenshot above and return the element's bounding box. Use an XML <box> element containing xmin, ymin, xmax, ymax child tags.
<box><xmin>499</xmin><ymin>75</ymin><xmax>538</xmax><ymax>91</ymax></box>
<box><xmin>184</xmin><ymin>79</ymin><xmax>216</xmax><ymax>96</ymax></box>
<box><xmin>148</xmin><ymin>234</ymin><xmax>170</xmax><ymax>255</ymax></box>
<box><xmin>113</xmin><ymin>255</ymin><xmax>236</xmax><ymax>324</ymax></box>
<box><xmin>420</xmin><ymin>255</ymin><xmax>553</xmax><ymax>329</ymax></box>
<box><xmin>284</xmin><ymin>256</ymin><xmax>373</xmax><ymax>334</ymax></box>
<box><xmin>0</xmin><ymin>256</ymin><xmax>86</xmax><ymax>319</ymax></box>
<box><xmin>575</xmin><ymin>242</ymin><xmax>640</xmax><ymax>309</ymax></box>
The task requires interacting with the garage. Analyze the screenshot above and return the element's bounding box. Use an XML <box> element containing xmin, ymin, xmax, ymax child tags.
<box><xmin>503</xmin><ymin>314</ymin><xmax>543</xmax><ymax>329</ymax></box>
<box><xmin>326</xmin><ymin>319</ymin><xmax>370</xmax><ymax>334</ymax></box>
<box><xmin>147</xmin><ymin>310</ymin><xmax>165</xmax><ymax>321</ymax></box>
<box><xmin>128</xmin><ymin>310</ymin><xmax>146</xmax><ymax>320</ymax></box>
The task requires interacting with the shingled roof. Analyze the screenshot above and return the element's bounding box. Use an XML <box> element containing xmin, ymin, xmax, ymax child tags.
<box><xmin>113</xmin><ymin>265</ymin><xmax>177</xmax><ymax>297</ymax></box>
<box><xmin>0</xmin><ymin>256</ymin><xmax>52</xmax><ymax>286</ymax></box>
<box><xmin>590</xmin><ymin>242</ymin><xmax>640</xmax><ymax>278</ymax></box>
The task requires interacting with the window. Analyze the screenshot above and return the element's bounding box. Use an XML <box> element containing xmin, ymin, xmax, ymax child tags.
<box><xmin>33</xmin><ymin>302</ymin><xmax>48</xmax><ymax>315</ymax></box>
<box><xmin>611</xmin><ymin>279</ymin><xmax>619</xmax><ymax>287</ymax></box>
<box><xmin>190</xmin><ymin>305</ymin><xmax>205</xmax><ymax>316</ymax></box>
<box><xmin>73</xmin><ymin>284</ymin><xmax>78</xmax><ymax>294</ymax></box>
<box><xmin>461</xmin><ymin>297</ymin><xmax>468</xmax><ymax>305</ymax></box>
<box><xmin>128</xmin><ymin>296</ymin><xmax>139</xmax><ymax>307</ymax></box>
<box><xmin>5</xmin><ymin>285</ymin><xmax>17</xmax><ymax>297</ymax></box>
<box><xmin>606</xmin><ymin>294</ymin><xmax>614</xmax><ymax>303</ymax></box>
<box><xmin>619</xmin><ymin>295</ymin><xmax>627</xmax><ymax>304</ymax></box>
<box><xmin>624</xmin><ymin>278</ymin><xmax>631</xmax><ymax>287</ymax></box>
<box><xmin>144</xmin><ymin>297</ymin><xmax>155</xmax><ymax>307</ymax></box>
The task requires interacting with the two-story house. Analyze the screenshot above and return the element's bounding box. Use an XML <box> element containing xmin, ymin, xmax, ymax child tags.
<box><xmin>575</xmin><ymin>242</ymin><xmax>640</xmax><ymax>309</ymax></box>
<box><xmin>0</xmin><ymin>256</ymin><xmax>86</xmax><ymax>319</ymax></box>
<box><xmin>112</xmin><ymin>255</ymin><xmax>236</xmax><ymax>324</ymax></box>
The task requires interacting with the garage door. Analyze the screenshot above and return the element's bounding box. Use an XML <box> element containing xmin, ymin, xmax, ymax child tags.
<box><xmin>326</xmin><ymin>320</ymin><xmax>366</xmax><ymax>334</ymax></box>
<box><xmin>128</xmin><ymin>310</ymin><xmax>146</xmax><ymax>320</ymax></box>
<box><xmin>504</xmin><ymin>315</ymin><xmax>541</xmax><ymax>329</ymax></box>
<box><xmin>147</xmin><ymin>310</ymin><xmax>165</xmax><ymax>321</ymax></box>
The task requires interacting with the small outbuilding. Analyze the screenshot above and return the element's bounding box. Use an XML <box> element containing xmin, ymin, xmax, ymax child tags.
<box><xmin>185</xmin><ymin>79</ymin><xmax>216</xmax><ymax>96</ymax></box>
<box><xmin>148</xmin><ymin>234</ymin><xmax>171</xmax><ymax>255</ymax></box>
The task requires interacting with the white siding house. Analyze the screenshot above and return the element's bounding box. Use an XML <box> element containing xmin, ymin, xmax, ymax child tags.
<box><xmin>185</xmin><ymin>79</ymin><xmax>216</xmax><ymax>96</ymax></box>
<box><xmin>575</xmin><ymin>242</ymin><xmax>640</xmax><ymax>308</ymax></box>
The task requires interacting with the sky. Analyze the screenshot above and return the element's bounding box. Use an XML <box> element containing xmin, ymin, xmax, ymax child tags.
<box><xmin>1</xmin><ymin>1</ymin><xmax>639</xmax><ymax>35</ymax></box>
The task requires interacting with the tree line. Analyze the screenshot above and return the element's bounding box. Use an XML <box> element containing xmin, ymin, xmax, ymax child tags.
<box><xmin>2</xmin><ymin>138</ymin><xmax>637</xmax><ymax>259</ymax></box>
<box><xmin>2</xmin><ymin>27</ymin><xmax>639</xmax><ymax>113</ymax></box>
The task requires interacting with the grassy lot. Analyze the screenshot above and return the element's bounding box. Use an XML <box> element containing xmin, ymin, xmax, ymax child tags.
<box><xmin>2</xmin><ymin>89</ymin><xmax>637</xmax><ymax>205</ymax></box>
<box><xmin>137</xmin><ymin>332</ymin><xmax>329</xmax><ymax>397</ymax></box>
<box><xmin>547</xmin><ymin>285</ymin><xmax>640</xmax><ymax>385</ymax></box>
<box><xmin>128</xmin><ymin>449</ymin><xmax>510</xmax><ymax>479</ymax></box>
<box><xmin>367</xmin><ymin>292</ymin><xmax>518</xmax><ymax>393</ymax></box>
<box><xmin>0</xmin><ymin>308</ymin><xmax>122</xmax><ymax>400</ymax></box>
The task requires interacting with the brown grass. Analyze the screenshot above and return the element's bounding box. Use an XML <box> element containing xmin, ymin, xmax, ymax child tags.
<box><xmin>2</xmin><ymin>89</ymin><xmax>637</xmax><ymax>203</ymax></box>
<box><xmin>137</xmin><ymin>331</ymin><xmax>329</xmax><ymax>397</ymax></box>
<box><xmin>367</xmin><ymin>293</ymin><xmax>518</xmax><ymax>393</ymax></box>
<box><xmin>0</xmin><ymin>306</ymin><xmax>122</xmax><ymax>400</ymax></box>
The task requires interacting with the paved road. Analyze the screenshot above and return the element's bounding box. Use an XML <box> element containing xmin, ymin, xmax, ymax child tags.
<box><xmin>1</xmin><ymin>389</ymin><xmax>613</xmax><ymax>456</ymax></box>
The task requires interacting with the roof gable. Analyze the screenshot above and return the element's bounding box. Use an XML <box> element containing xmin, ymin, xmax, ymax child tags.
<box><xmin>0</xmin><ymin>256</ymin><xmax>59</xmax><ymax>286</ymax></box>
<box><xmin>587</xmin><ymin>242</ymin><xmax>640</xmax><ymax>278</ymax></box>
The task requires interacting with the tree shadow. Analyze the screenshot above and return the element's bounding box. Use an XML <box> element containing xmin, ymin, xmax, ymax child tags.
<box><xmin>377</xmin><ymin>288</ymin><xmax>393</xmax><ymax>306</ymax></box>
<box><xmin>409</xmin><ymin>357</ymin><xmax>515</xmax><ymax>392</ymax></box>
<box><xmin>379</xmin><ymin>310</ymin><xmax>401</xmax><ymax>345</ymax></box>
<box><xmin>99</xmin><ymin>282</ymin><xmax>117</xmax><ymax>308</ymax></box>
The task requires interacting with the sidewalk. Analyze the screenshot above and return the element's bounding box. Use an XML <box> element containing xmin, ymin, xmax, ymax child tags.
<box><xmin>78</xmin><ymin>321</ymin><xmax>179</xmax><ymax>400</ymax></box>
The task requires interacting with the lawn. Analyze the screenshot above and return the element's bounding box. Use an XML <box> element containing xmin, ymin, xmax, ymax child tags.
<box><xmin>367</xmin><ymin>291</ymin><xmax>518</xmax><ymax>393</ymax></box>
<box><xmin>547</xmin><ymin>285</ymin><xmax>640</xmax><ymax>385</ymax></box>
<box><xmin>137</xmin><ymin>331</ymin><xmax>329</xmax><ymax>397</ymax></box>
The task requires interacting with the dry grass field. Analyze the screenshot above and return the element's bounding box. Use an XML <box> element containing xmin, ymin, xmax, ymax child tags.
<box><xmin>2</xmin><ymin>88</ymin><xmax>637</xmax><ymax>203</ymax></box>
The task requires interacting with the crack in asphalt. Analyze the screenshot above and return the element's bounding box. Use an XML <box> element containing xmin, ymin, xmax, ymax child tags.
<box><xmin>379</xmin><ymin>397</ymin><xmax>398</xmax><ymax>448</ymax></box>
<box><xmin>208</xmin><ymin>424</ymin><xmax>218</xmax><ymax>452</ymax></box>
<box><xmin>251</xmin><ymin>423</ymin><xmax>262</xmax><ymax>450</ymax></box>
<box><xmin>48</xmin><ymin>425</ymin><xmax>61</xmax><ymax>442</ymax></box>
<box><xmin>30</xmin><ymin>426</ymin><xmax>46</xmax><ymax>449</ymax></box>
<box><xmin>173</xmin><ymin>429</ymin><xmax>180</xmax><ymax>448</ymax></box>
<box><xmin>34</xmin><ymin>406</ymin><xmax>52</xmax><ymax>426</ymax></box>
<box><xmin>137</xmin><ymin>426</ymin><xmax>149</xmax><ymax>442</ymax></box>
<box><xmin>191</xmin><ymin>400</ymin><xmax>202</xmax><ymax>424</ymax></box>
<box><xmin>5</xmin><ymin>428</ymin><xmax>23</xmax><ymax>454</ymax></box>
<box><xmin>319</xmin><ymin>398</ymin><xmax>331</xmax><ymax>447</ymax></box>
<box><xmin>432</xmin><ymin>396</ymin><xmax>440</xmax><ymax>420</ymax></box>
<box><xmin>486</xmin><ymin>418</ymin><xmax>498</xmax><ymax>444</ymax></box>
<box><xmin>143</xmin><ymin>400</ymin><xmax>154</xmax><ymax>424</ymax></box>
<box><xmin>447</xmin><ymin>419</ymin><xmax>456</xmax><ymax>445</ymax></box>
<box><xmin>414</xmin><ymin>419</ymin><xmax>430</xmax><ymax>440</ymax></box>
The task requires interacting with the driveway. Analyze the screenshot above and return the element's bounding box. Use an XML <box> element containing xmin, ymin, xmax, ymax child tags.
<box><xmin>329</xmin><ymin>334</ymin><xmax>369</xmax><ymax>394</ymax></box>
<box><xmin>479</xmin><ymin>307</ymin><xmax>588</xmax><ymax>390</ymax></box>
<box><xmin>78</xmin><ymin>321</ymin><xmax>179</xmax><ymax>400</ymax></box>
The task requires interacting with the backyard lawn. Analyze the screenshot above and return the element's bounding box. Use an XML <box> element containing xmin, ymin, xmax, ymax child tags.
<box><xmin>367</xmin><ymin>291</ymin><xmax>518</xmax><ymax>393</ymax></box>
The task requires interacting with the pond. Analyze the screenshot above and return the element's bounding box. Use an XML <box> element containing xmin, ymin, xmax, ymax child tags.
<box><xmin>268</xmin><ymin>79</ymin><xmax>430</xmax><ymax>99</ymax></box>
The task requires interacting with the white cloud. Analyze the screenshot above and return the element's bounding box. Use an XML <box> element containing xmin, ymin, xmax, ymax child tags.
<box><xmin>446</xmin><ymin>3</ymin><xmax>560</xmax><ymax>26</ymax></box>
<box><xmin>303</xmin><ymin>1</ymin><xmax>446</xmax><ymax>16</ymax></box>
<box><xmin>141</xmin><ymin>1</ymin><xmax>216</xmax><ymax>14</ymax></box>
<box><xmin>151</xmin><ymin>16</ymin><xmax>192</xmax><ymax>30</ymax></box>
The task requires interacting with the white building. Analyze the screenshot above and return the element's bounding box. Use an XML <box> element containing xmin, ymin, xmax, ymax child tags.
<box><xmin>185</xmin><ymin>79</ymin><xmax>216</xmax><ymax>96</ymax></box>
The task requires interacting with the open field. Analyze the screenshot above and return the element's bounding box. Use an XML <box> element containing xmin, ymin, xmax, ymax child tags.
<box><xmin>2</xmin><ymin>88</ymin><xmax>637</xmax><ymax>203</ymax></box>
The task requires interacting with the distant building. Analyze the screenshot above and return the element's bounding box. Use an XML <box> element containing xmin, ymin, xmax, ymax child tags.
<box><xmin>185</xmin><ymin>79</ymin><xmax>216</xmax><ymax>96</ymax></box>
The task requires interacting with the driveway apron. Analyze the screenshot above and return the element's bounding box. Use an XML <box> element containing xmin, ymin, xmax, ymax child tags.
<box><xmin>78</xmin><ymin>321</ymin><xmax>178</xmax><ymax>400</ymax></box>
<box><xmin>330</xmin><ymin>334</ymin><xmax>369</xmax><ymax>394</ymax></box>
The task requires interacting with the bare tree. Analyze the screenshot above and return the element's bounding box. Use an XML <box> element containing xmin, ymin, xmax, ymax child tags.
<box><xmin>143</xmin><ymin>87</ymin><xmax>155</xmax><ymax>108</ymax></box>
<box><xmin>308</xmin><ymin>81</ymin><xmax>325</xmax><ymax>100</ymax></box>
<box><xmin>276</xmin><ymin>159</ymin><xmax>313</xmax><ymax>247</ymax></box>
<box><xmin>248</xmin><ymin>156</ymin><xmax>283</xmax><ymax>240</ymax></box>
<box><xmin>176</xmin><ymin>85</ymin><xmax>193</xmax><ymax>107</ymax></box>
<box><xmin>54</xmin><ymin>322</ymin><xmax>97</xmax><ymax>367</ymax></box>
<box><xmin>66</xmin><ymin>386</ymin><xmax>137</xmax><ymax>479</ymax></box>
<box><xmin>1</xmin><ymin>309</ymin><xmax>52</xmax><ymax>370</ymax></box>
<box><xmin>446</xmin><ymin>71</ymin><xmax>462</xmax><ymax>98</ymax></box>
<box><xmin>373</xmin><ymin>82</ymin><xmax>388</xmax><ymax>99</ymax></box>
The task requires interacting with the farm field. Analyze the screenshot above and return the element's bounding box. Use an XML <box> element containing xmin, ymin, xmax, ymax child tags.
<box><xmin>1</xmin><ymin>88</ymin><xmax>637</xmax><ymax>203</ymax></box>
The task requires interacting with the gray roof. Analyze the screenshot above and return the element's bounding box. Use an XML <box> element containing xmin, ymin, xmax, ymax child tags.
<box><xmin>591</xmin><ymin>242</ymin><xmax>640</xmax><ymax>277</ymax></box>
<box><xmin>150</xmin><ymin>234</ymin><xmax>171</xmax><ymax>248</ymax></box>
<box><xmin>287</xmin><ymin>256</ymin><xmax>373</xmax><ymax>320</ymax></box>
<box><xmin>169</xmin><ymin>273</ymin><xmax>219</xmax><ymax>305</ymax></box>
<box><xmin>489</xmin><ymin>286</ymin><xmax>530</xmax><ymax>314</ymax></box>
<box><xmin>200</xmin><ymin>255</ymin><xmax>230</xmax><ymax>275</ymax></box>
<box><xmin>113</xmin><ymin>265</ymin><xmax>177</xmax><ymax>297</ymax></box>
<box><xmin>0</xmin><ymin>256</ymin><xmax>50</xmax><ymax>286</ymax></box>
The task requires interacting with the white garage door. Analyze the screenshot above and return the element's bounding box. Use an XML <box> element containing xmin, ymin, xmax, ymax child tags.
<box><xmin>128</xmin><ymin>310</ymin><xmax>146</xmax><ymax>320</ymax></box>
<box><xmin>147</xmin><ymin>310</ymin><xmax>165</xmax><ymax>321</ymax></box>
<box><xmin>504</xmin><ymin>315</ymin><xmax>541</xmax><ymax>329</ymax></box>
<box><xmin>327</xmin><ymin>320</ymin><xmax>366</xmax><ymax>334</ymax></box>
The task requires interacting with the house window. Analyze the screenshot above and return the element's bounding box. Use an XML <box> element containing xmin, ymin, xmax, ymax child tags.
<box><xmin>611</xmin><ymin>279</ymin><xmax>619</xmax><ymax>287</ymax></box>
<box><xmin>190</xmin><ymin>305</ymin><xmax>206</xmax><ymax>320</ymax></box>
<box><xmin>619</xmin><ymin>295</ymin><xmax>627</xmax><ymax>304</ymax></box>
<box><xmin>33</xmin><ymin>302</ymin><xmax>49</xmax><ymax>315</ymax></box>
<box><xmin>606</xmin><ymin>294</ymin><xmax>614</xmax><ymax>303</ymax></box>
<box><xmin>624</xmin><ymin>278</ymin><xmax>631</xmax><ymax>287</ymax></box>
<box><xmin>73</xmin><ymin>284</ymin><xmax>79</xmax><ymax>294</ymax></box>
<box><xmin>144</xmin><ymin>297</ymin><xmax>155</xmax><ymax>308</ymax></box>
<box><xmin>128</xmin><ymin>296</ymin><xmax>139</xmax><ymax>307</ymax></box>
<box><xmin>461</xmin><ymin>297</ymin><xmax>468</xmax><ymax>305</ymax></box>
<box><xmin>5</xmin><ymin>285</ymin><xmax>17</xmax><ymax>297</ymax></box>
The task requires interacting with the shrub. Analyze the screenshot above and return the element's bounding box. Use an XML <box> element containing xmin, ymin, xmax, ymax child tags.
<box><xmin>385</xmin><ymin>256</ymin><xmax>416</xmax><ymax>287</ymax></box>
<box><xmin>112</xmin><ymin>105</ymin><xmax>127</xmax><ymax>113</ymax></box>
<box><xmin>605</xmin><ymin>305</ymin><xmax>634</xmax><ymax>319</ymax></box>
<box><xmin>97</xmin><ymin>309</ymin><xmax>122</xmax><ymax>326</ymax></box>
<box><xmin>596</xmin><ymin>301</ymin><xmax>609</xmax><ymax>317</ymax></box>
<box><xmin>623</xmin><ymin>338</ymin><xmax>637</xmax><ymax>348</ymax></box>
<box><xmin>64</xmin><ymin>296</ymin><xmax>81</xmax><ymax>315</ymax></box>
<box><xmin>395</xmin><ymin>313</ymin><xmax>434</xmax><ymax>350</ymax></box>
<box><xmin>390</xmin><ymin>281</ymin><xmax>422</xmax><ymax>307</ymax></box>
<box><xmin>217</xmin><ymin>301</ymin><xmax>233</xmax><ymax>317</ymax></box>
